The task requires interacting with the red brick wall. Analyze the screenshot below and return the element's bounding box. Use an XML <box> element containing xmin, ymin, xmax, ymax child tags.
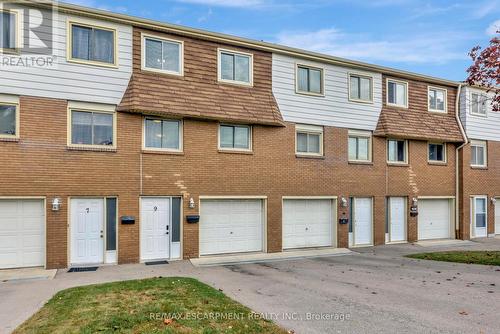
<box><xmin>459</xmin><ymin>141</ymin><xmax>500</xmax><ymax>239</ymax></box>
<box><xmin>0</xmin><ymin>96</ymin><xmax>462</xmax><ymax>268</ymax></box>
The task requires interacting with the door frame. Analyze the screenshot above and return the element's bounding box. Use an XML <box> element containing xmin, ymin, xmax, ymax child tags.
<box><xmin>387</xmin><ymin>196</ymin><xmax>407</xmax><ymax>244</ymax></box>
<box><xmin>68</xmin><ymin>197</ymin><xmax>118</xmax><ymax>266</ymax></box>
<box><xmin>471</xmin><ymin>195</ymin><xmax>488</xmax><ymax>238</ymax></box>
<box><xmin>351</xmin><ymin>197</ymin><xmax>374</xmax><ymax>247</ymax></box>
<box><xmin>417</xmin><ymin>196</ymin><xmax>456</xmax><ymax>240</ymax></box>
<box><xmin>198</xmin><ymin>196</ymin><xmax>268</xmax><ymax>256</ymax></box>
<box><xmin>0</xmin><ymin>196</ymin><xmax>47</xmax><ymax>269</ymax></box>
<box><xmin>281</xmin><ymin>196</ymin><xmax>338</xmax><ymax>250</ymax></box>
<box><xmin>139</xmin><ymin>196</ymin><xmax>183</xmax><ymax>262</ymax></box>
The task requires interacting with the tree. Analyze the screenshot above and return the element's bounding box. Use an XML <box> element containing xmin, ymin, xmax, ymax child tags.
<box><xmin>466</xmin><ymin>30</ymin><xmax>499</xmax><ymax>111</ymax></box>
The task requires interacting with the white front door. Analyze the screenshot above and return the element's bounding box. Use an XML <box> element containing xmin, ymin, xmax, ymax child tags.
<box><xmin>389</xmin><ymin>197</ymin><xmax>406</xmax><ymax>243</ymax></box>
<box><xmin>199</xmin><ymin>199</ymin><xmax>263</xmax><ymax>256</ymax></box>
<box><xmin>283</xmin><ymin>199</ymin><xmax>334</xmax><ymax>249</ymax></box>
<box><xmin>418</xmin><ymin>199</ymin><xmax>451</xmax><ymax>240</ymax></box>
<box><xmin>496</xmin><ymin>200</ymin><xmax>500</xmax><ymax>235</ymax></box>
<box><xmin>353</xmin><ymin>198</ymin><xmax>373</xmax><ymax>246</ymax></box>
<box><xmin>71</xmin><ymin>199</ymin><xmax>104</xmax><ymax>265</ymax></box>
<box><xmin>472</xmin><ymin>197</ymin><xmax>487</xmax><ymax>238</ymax></box>
<box><xmin>141</xmin><ymin>198</ymin><xmax>171</xmax><ymax>261</ymax></box>
<box><xmin>0</xmin><ymin>200</ymin><xmax>45</xmax><ymax>269</ymax></box>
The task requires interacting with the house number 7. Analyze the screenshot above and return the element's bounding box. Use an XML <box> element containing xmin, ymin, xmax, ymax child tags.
<box><xmin>86</xmin><ymin>208</ymin><xmax>90</xmax><ymax>213</ymax></box>
<box><xmin>154</xmin><ymin>206</ymin><xmax>158</xmax><ymax>212</ymax></box>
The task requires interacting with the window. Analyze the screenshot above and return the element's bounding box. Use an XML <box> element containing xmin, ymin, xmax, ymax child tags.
<box><xmin>428</xmin><ymin>87</ymin><xmax>447</xmax><ymax>113</ymax></box>
<box><xmin>70</xmin><ymin>110</ymin><xmax>115</xmax><ymax>147</ymax></box>
<box><xmin>348</xmin><ymin>130</ymin><xmax>372</xmax><ymax>162</ymax></box>
<box><xmin>105</xmin><ymin>198</ymin><xmax>117</xmax><ymax>252</ymax></box>
<box><xmin>387</xmin><ymin>79</ymin><xmax>408</xmax><ymax>108</ymax></box>
<box><xmin>470</xmin><ymin>92</ymin><xmax>487</xmax><ymax>116</ymax></box>
<box><xmin>474</xmin><ymin>197</ymin><xmax>487</xmax><ymax>229</ymax></box>
<box><xmin>349</xmin><ymin>74</ymin><xmax>373</xmax><ymax>102</ymax></box>
<box><xmin>0</xmin><ymin>103</ymin><xmax>18</xmax><ymax>138</ymax></box>
<box><xmin>470</xmin><ymin>140</ymin><xmax>487</xmax><ymax>167</ymax></box>
<box><xmin>218</xmin><ymin>49</ymin><xmax>252</xmax><ymax>85</ymax></box>
<box><xmin>296</xmin><ymin>124</ymin><xmax>323</xmax><ymax>156</ymax></box>
<box><xmin>144</xmin><ymin>118</ymin><xmax>182</xmax><ymax>151</ymax></box>
<box><xmin>387</xmin><ymin>139</ymin><xmax>407</xmax><ymax>163</ymax></box>
<box><xmin>297</xmin><ymin>65</ymin><xmax>323</xmax><ymax>95</ymax></box>
<box><xmin>69</xmin><ymin>22</ymin><xmax>116</xmax><ymax>65</ymax></box>
<box><xmin>428</xmin><ymin>142</ymin><xmax>446</xmax><ymax>163</ymax></box>
<box><xmin>142</xmin><ymin>35</ymin><xmax>183</xmax><ymax>75</ymax></box>
<box><xmin>0</xmin><ymin>10</ymin><xmax>17</xmax><ymax>50</ymax></box>
<box><xmin>219</xmin><ymin>124</ymin><xmax>251</xmax><ymax>151</ymax></box>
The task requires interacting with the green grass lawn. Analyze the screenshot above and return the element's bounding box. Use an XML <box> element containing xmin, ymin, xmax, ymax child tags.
<box><xmin>14</xmin><ymin>277</ymin><xmax>287</xmax><ymax>334</ymax></box>
<box><xmin>406</xmin><ymin>251</ymin><xmax>500</xmax><ymax>266</ymax></box>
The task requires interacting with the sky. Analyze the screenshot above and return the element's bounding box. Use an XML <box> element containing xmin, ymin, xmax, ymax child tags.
<box><xmin>65</xmin><ymin>0</ymin><xmax>499</xmax><ymax>81</ymax></box>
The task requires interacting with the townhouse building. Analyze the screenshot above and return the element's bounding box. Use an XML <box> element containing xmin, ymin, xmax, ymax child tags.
<box><xmin>0</xmin><ymin>1</ymin><xmax>497</xmax><ymax>270</ymax></box>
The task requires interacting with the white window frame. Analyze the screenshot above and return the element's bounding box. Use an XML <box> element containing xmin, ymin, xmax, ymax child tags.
<box><xmin>67</xmin><ymin>19</ymin><xmax>118</xmax><ymax>68</ymax></box>
<box><xmin>348</xmin><ymin>130</ymin><xmax>372</xmax><ymax>162</ymax></box>
<box><xmin>0</xmin><ymin>94</ymin><xmax>20</xmax><ymax>140</ymax></box>
<box><xmin>348</xmin><ymin>73</ymin><xmax>374</xmax><ymax>103</ymax></box>
<box><xmin>427</xmin><ymin>142</ymin><xmax>447</xmax><ymax>164</ymax></box>
<box><xmin>470</xmin><ymin>92</ymin><xmax>488</xmax><ymax>117</ymax></box>
<box><xmin>470</xmin><ymin>140</ymin><xmax>487</xmax><ymax>168</ymax></box>
<box><xmin>386</xmin><ymin>78</ymin><xmax>408</xmax><ymax>108</ymax></box>
<box><xmin>387</xmin><ymin>138</ymin><xmax>408</xmax><ymax>164</ymax></box>
<box><xmin>141</xmin><ymin>33</ymin><xmax>184</xmax><ymax>76</ymax></box>
<box><xmin>142</xmin><ymin>117</ymin><xmax>183</xmax><ymax>153</ymax></box>
<box><xmin>427</xmin><ymin>86</ymin><xmax>448</xmax><ymax>113</ymax></box>
<box><xmin>295</xmin><ymin>63</ymin><xmax>325</xmax><ymax>97</ymax></box>
<box><xmin>217</xmin><ymin>48</ymin><xmax>253</xmax><ymax>87</ymax></box>
<box><xmin>67</xmin><ymin>102</ymin><xmax>117</xmax><ymax>150</ymax></box>
<box><xmin>295</xmin><ymin>124</ymin><xmax>324</xmax><ymax>156</ymax></box>
<box><xmin>218</xmin><ymin>123</ymin><xmax>252</xmax><ymax>152</ymax></box>
<box><xmin>0</xmin><ymin>8</ymin><xmax>22</xmax><ymax>53</ymax></box>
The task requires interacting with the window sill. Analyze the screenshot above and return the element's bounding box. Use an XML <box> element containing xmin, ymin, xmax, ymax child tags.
<box><xmin>295</xmin><ymin>90</ymin><xmax>325</xmax><ymax>98</ymax></box>
<box><xmin>385</xmin><ymin>104</ymin><xmax>408</xmax><ymax>109</ymax></box>
<box><xmin>218</xmin><ymin>149</ymin><xmax>253</xmax><ymax>155</ymax></box>
<box><xmin>142</xmin><ymin>149</ymin><xmax>184</xmax><ymax>156</ymax></box>
<box><xmin>0</xmin><ymin>137</ymin><xmax>20</xmax><ymax>142</ymax></box>
<box><xmin>348</xmin><ymin>160</ymin><xmax>373</xmax><ymax>165</ymax></box>
<box><xmin>387</xmin><ymin>162</ymin><xmax>409</xmax><ymax>167</ymax></box>
<box><xmin>140</xmin><ymin>67</ymin><xmax>184</xmax><ymax>77</ymax></box>
<box><xmin>67</xmin><ymin>146</ymin><xmax>117</xmax><ymax>153</ymax></box>
<box><xmin>470</xmin><ymin>166</ymin><xmax>488</xmax><ymax>170</ymax></box>
<box><xmin>348</xmin><ymin>98</ymin><xmax>374</xmax><ymax>104</ymax></box>
<box><xmin>217</xmin><ymin>80</ymin><xmax>253</xmax><ymax>88</ymax></box>
<box><xmin>428</xmin><ymin>161</ymin><xmax>448</xmax><ymax>166</ymax></box>
<box><xmin>296</xmin><ymin>154</ymin><xmax>325</xmax><ymax>160</ymax></box>
<box><xmin>428</xmin><ymin>110</ymin><xmax>448</xmax><ymax>115</ymax></box>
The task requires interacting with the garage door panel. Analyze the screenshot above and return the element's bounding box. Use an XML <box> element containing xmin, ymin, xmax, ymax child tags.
<box><xmin>200</xmin><ymin>199</ymin><xmax>264</xmax><ymax>256</ymax></box>
<box><xmin>0</xmin><ymin>200</ymin><xmax>45</xmax><ymax>269</ymax></box>
<box><xmin>418</xmin><ymin>199</ymin><xmax>451</xmax><ymax>240</ymax></box>
<box><xmin>283</xmin><ymin>199</ymin><xmax>333</xmax><ymax>249</ymax></box>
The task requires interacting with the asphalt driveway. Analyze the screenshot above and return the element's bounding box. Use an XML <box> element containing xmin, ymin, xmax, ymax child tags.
<box><xmin>1</xmin><ymin>238</ymin><xmax>499</xmax><ymax>334</ymax></box>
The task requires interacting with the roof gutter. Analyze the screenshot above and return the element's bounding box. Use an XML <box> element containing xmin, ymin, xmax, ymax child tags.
<box><xmin>455</xmin><ymin>83</ymin><xmax>468</xmax><ymax>239</ymax></box>
<box><xmin>27</xmin><ymin>0</ymin><xmax>460</xmax><ymax>87</ymax></box>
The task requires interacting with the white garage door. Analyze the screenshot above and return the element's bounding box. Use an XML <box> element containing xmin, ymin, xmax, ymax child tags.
<box><xmin>200</xmin><ymin>199</ymin><xmax>264</xmax><ymax>256</ymax></box>
<box><xmin>418</xmin><ymin>199</ymin><xmax>451</xmax><ymax>240</ymax></box>
<box><xmin>283</xmin><ymin>199</ymin><xmax>334</xmax><ymax>249</ymax></box>
<box><xmin>0</xmin><ymin>200</ymin><xmax>45</xmax><ymax>269</ymax></box>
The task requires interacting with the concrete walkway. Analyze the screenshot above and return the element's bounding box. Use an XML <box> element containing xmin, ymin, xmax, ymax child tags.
<box><xmin>1</xmin><ymin>238</ymin><xmax>499</xmax><ymax>334</ymax></box>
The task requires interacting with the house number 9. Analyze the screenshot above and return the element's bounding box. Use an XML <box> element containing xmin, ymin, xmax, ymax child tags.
<box><xmin>154</xmin><ymin>206</ymin><xmax>158</xmax><ymax>212</ymax></box>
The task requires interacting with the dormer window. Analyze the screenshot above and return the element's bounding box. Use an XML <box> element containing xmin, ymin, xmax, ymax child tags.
<box><xmin>428</xmin><ymin>87</ymin><xmax>447</xmax><ymax>113</ymax></box>
<box><xmin>387</xmin><ymin>79</ymin><xmax>408</xmax><ymax>108</ymax></box>
<box><xmin>218</xmin><ymin>49</ymin><xmax>253</xmax><ymax>86</ymax></box>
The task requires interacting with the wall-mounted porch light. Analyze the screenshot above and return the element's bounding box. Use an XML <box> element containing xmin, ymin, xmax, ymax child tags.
<box><xmin>189</xmin><ymin>197</ymin><xmax>195</xmax><ymax>209</ymax></box>
<box><xmin>52</xmin><ymin>197</ymin><xmax>62</xmax><ymax>211</ymax></box>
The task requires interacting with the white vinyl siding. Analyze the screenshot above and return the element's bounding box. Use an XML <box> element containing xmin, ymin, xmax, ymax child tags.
<box><xmin>387</xmin><ymin>79</ymin><xmax>408</xmax><ymax>108</ymax></box>
<box><xmin>296</xmin><ymin>124</ymin><xmax>323</xmax><ymax>156</ymax></box>
<box><xmin>348</xmin><ymin>130</ymin><xmax>372</xmax><ymax>162</ymax></box>
<box><xmin>428</xmin><ymin>86</ymin><xmax>447</xmax><ymax>113</ymax></box>
<box><xmin>459</xmin><ymin>87</ymin><xmax>499</xmax><ymax>141</ymax></box>
<box><xmin>273</xmin><ymin>54</ymin><xmax>382</xmax><ymax>130</ymax></box>
<box><xmin>296</xmin><ymin>65</ymin><xmax>324</xmax><ymax>95</ymax></box>
<box><xmin>218</xmin><ymin>49</ymin><xmax>253</xmax><ymax>86</ymax></box>
<box><xmin>349</xmin><ymin>74</ymin><xmax>373</xmax><ymax>102</ymax></box>
<box><xmin>387</xmin><ymin>139</ymin><xmax>407</xmax><ymax>163</ymax></box>
<box><xmin>470</xmin><ymin>140</ymin><xmax>487</xmax><ymax>167</ymax></box>
<box><xmin>0</xmin><ymin>6</ymin><xmax>132</xmax><ymax>105</ymax></box>
<box><xmin>142</xmin><ymin>34</ymin><xmax>183</xmax><ymax>75</ymax></box>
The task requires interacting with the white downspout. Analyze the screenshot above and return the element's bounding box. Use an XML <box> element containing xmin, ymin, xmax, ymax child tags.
<box><xmin>455</xmin><ymin>83</ymin><xmax>468</xmax><ymax>239</ymax></box>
